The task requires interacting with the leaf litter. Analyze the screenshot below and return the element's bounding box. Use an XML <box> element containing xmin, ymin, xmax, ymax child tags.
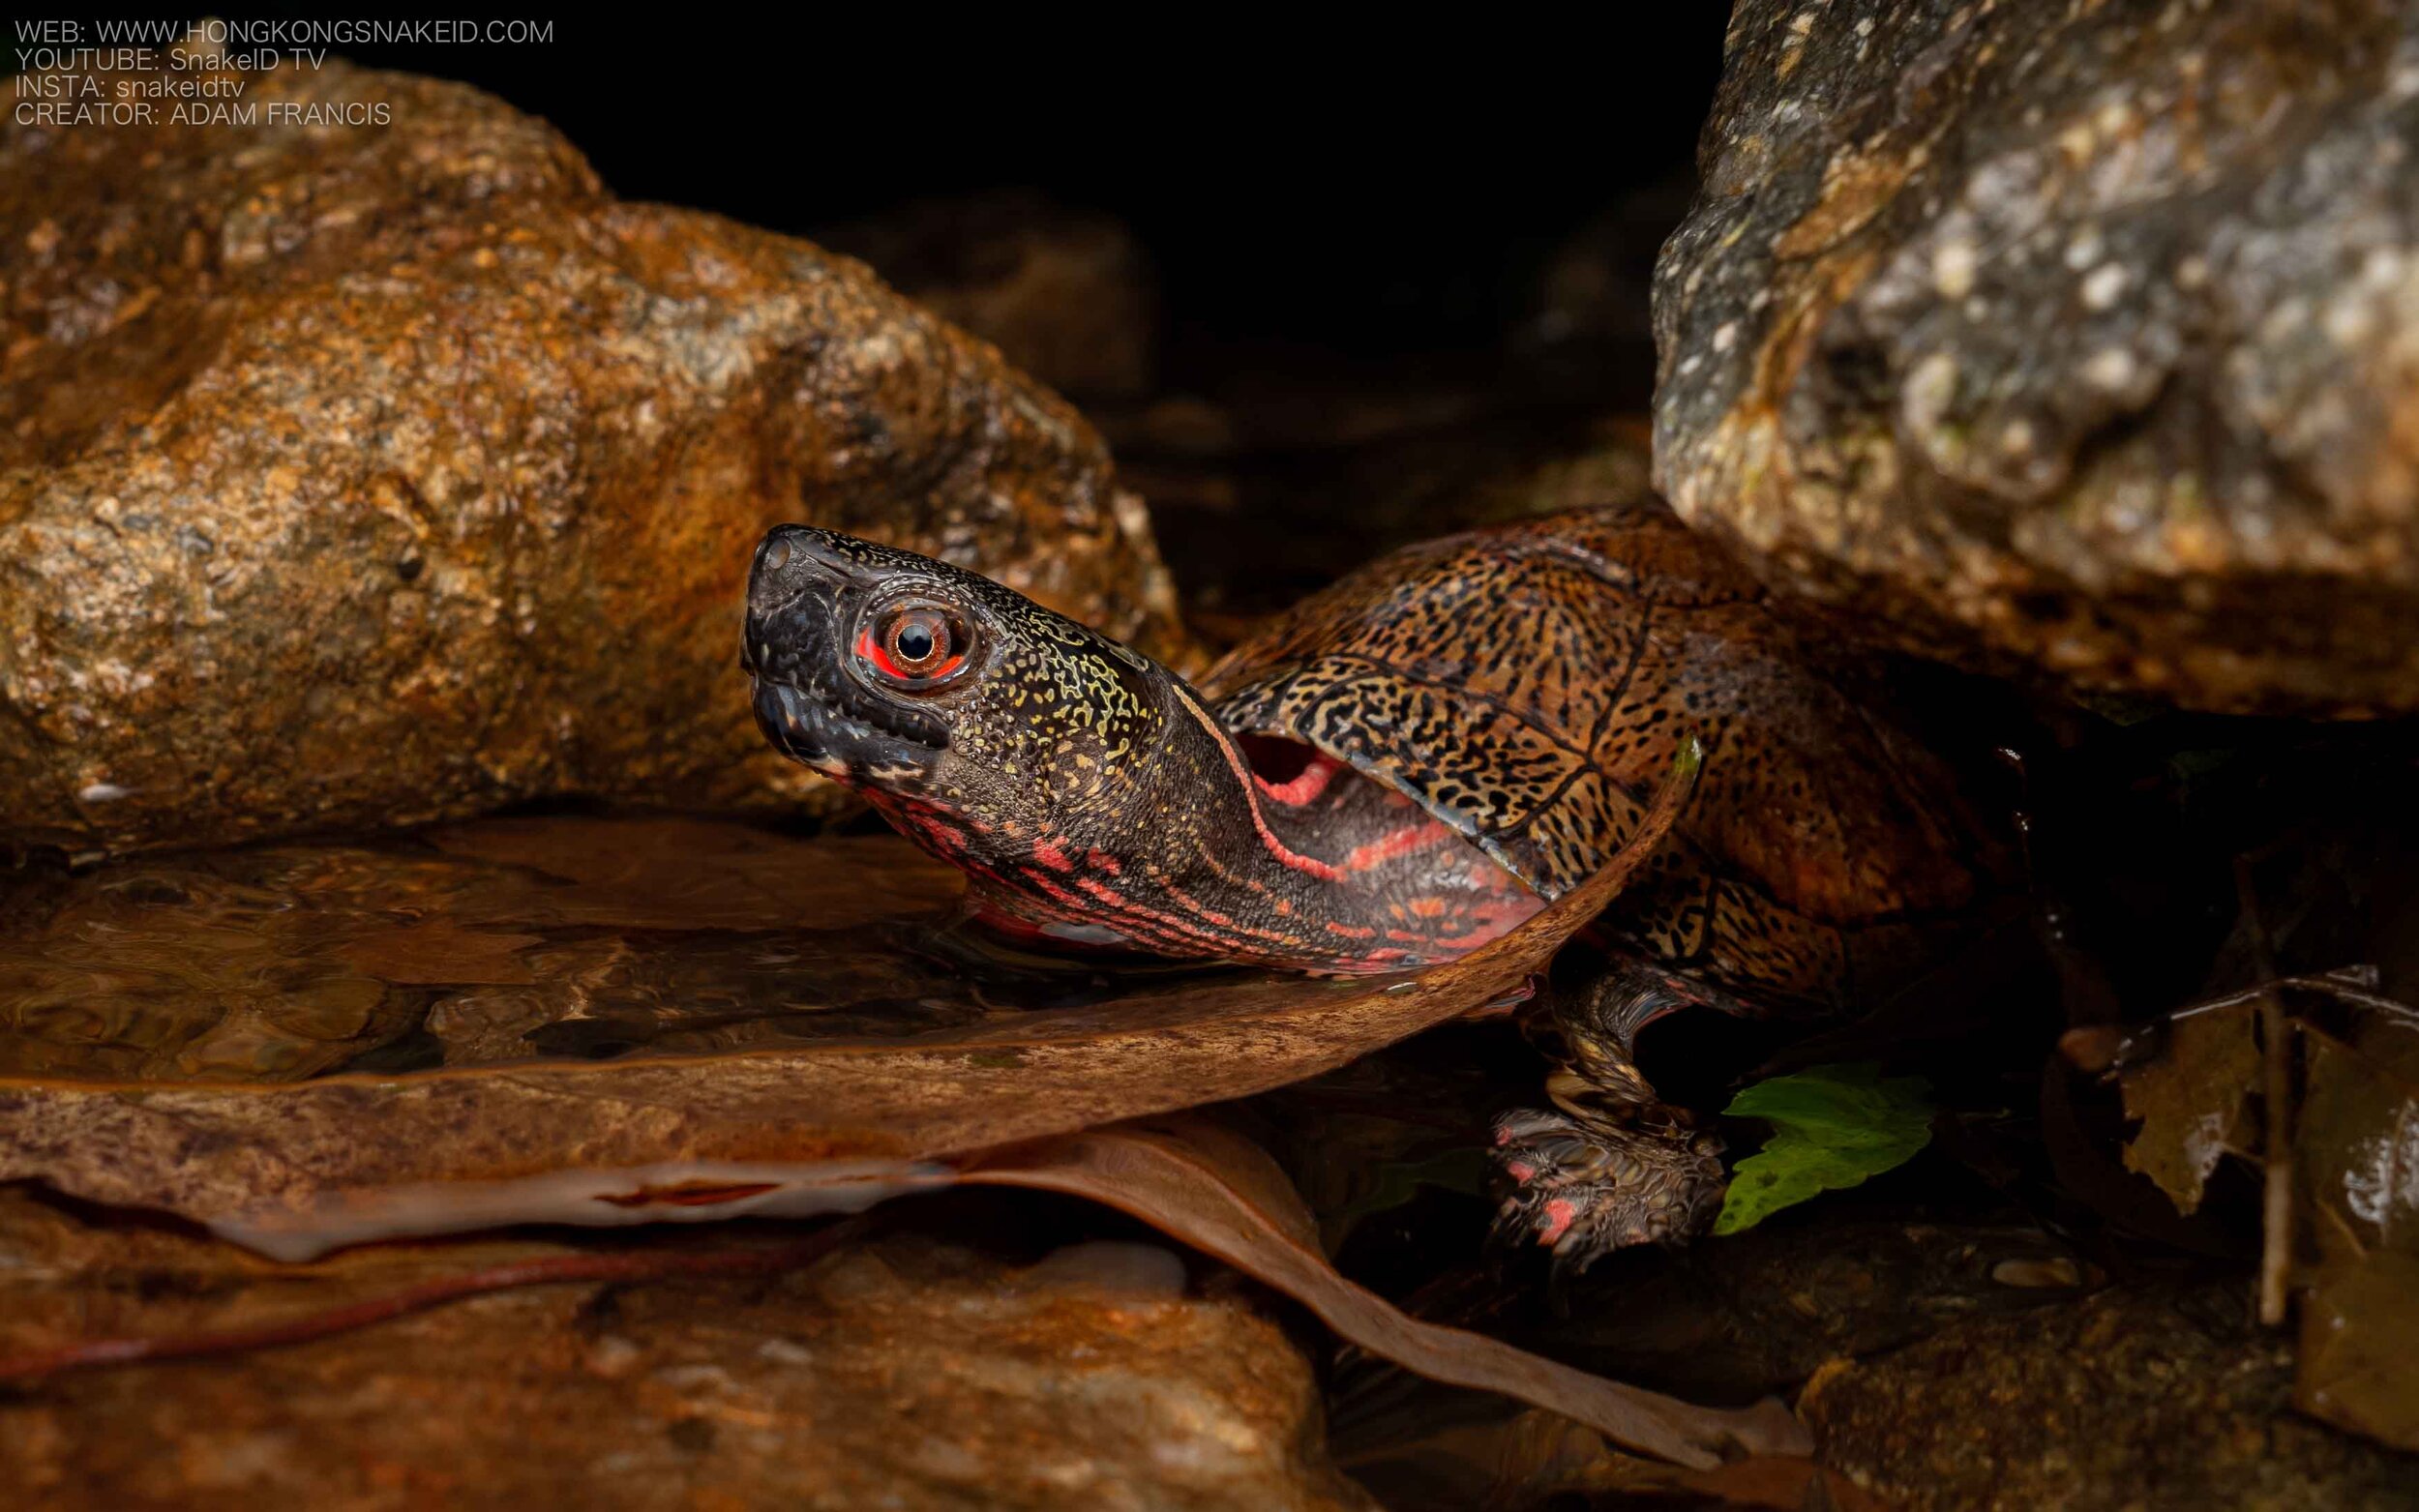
<box><xmin>0</xmin><ymin>749</ymin><xmax>1807</xmax><ymax>1464</ymax></box>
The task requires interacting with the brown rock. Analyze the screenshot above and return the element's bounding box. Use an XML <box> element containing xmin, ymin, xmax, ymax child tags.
<box><xmin>0</xmin><ymin>44</ymin><xmax>1179</xmax><ymax>856</ymax></box>
<box><xmin>1655</xmin><ymin>0</ymin><xmax>2419</xmax><ymax>716</ymax></box>
<box><xmin>820</xmin><ymin>190</ymin><xmax>1160</xmax><ymax>402</ymax></box>
<box><xmin>0</xmin><ymin>1190</ymin><xmax>1373</xmax><ymax>1511</ymax></box>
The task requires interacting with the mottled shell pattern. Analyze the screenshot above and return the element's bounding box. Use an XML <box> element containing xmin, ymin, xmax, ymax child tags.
<box><xmin>1202</xmin><ymin>502</ymin><xmax>1986</xmax><ymax>1010</ymax></box>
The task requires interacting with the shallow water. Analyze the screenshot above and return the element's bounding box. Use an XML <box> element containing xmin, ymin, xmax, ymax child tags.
<box><xmin>0</xmin><ymin>813</ymin><xmax>1221</xmax><ymax>1083</ymax></box>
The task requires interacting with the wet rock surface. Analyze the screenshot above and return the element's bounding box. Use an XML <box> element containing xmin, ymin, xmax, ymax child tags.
<box><xmin>0</xmin><ymin>49</ymin><xmax>1179</xmax><ymax>857</ymax></box>
<box><xmin>1655</xmin><ymin>0</ymin><xmax>2419</xmax><ymax>716</ymax></box>
<box><xmin>1798</xmin><ymin>1280</ymin><xmax>2419</xmax><ymax>1511</ymax></box>
<box><xmin>0</xmin><ymin>1189</ymin><xmax>1371</xmax><ymax>1512</ymax></box>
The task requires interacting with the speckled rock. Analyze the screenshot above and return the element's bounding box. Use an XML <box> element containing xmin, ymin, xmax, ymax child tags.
<box><xmin>1655</xmin><ymin>0</ymin><xmax>2419</xmax><ymax>716</ymax></box>
<box><xmin>0</xmin><ymin>46</ymin><xmax>1178</xmax><ymax>855</ymax></box>
<box><xmin>0</xmin><ymin>1190</ymin><xmax>1372</xmax><ymax>1511</ymax></box>
<box><xmin>1798</xmin><ymin>1282</ymin><xmax>2418</xmax><ymax>1511</ymax></box>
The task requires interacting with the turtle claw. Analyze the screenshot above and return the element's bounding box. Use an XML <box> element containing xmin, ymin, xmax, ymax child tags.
<box><xmin>1488</xmin><ymin>1106</ymin><xmax>1725</xmax><ymax>1273</ymax></box>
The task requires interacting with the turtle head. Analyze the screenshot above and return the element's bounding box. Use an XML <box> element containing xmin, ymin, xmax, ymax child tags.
<box><xmin>742</xmin><ymin>525</ymin><xmax>1172</xmax><ymax>832</ymax></box>
<box><xmin>744</xmin><ymin>523</ymin><xmax>1547</xmax><ymax>971</ymax></box>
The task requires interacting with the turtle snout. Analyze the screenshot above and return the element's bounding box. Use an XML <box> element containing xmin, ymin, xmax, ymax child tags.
<box><xmin>747</xmin><ymin>524</ymin><xmax>851</xmax><ymax>620</ymax></box>
<box><xmin>744</xmin><ymin>527</ymin><xmax>840</xmax><ymax>684</ymax></box>
<box><xmin>742</xmin><ymin>527</ymin><xmax>954</xmax><ymax>783</ymax></box>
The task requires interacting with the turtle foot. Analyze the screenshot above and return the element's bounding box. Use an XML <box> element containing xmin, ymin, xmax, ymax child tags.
<box><xmin>1488</xmin><ymin>1106</ymin><xmax>1724</xmax><ymax>1272</ymax></box>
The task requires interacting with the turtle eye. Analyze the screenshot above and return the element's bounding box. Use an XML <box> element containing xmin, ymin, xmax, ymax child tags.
<box><xmin>856</xmin><ymin>601</ymin><xmax>974</xmax><ymax>691</ymax></box>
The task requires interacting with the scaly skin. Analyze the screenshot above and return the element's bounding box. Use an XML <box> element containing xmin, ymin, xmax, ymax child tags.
<box><xmin>741</xmin><ymin>506</ymin><xmax>1990</xmax><ymax>1270</ymax></box>
<box><xmin>741</xmin><ymin>526</ymin><xmax>1541</xmax><ymax>972</ymax></box>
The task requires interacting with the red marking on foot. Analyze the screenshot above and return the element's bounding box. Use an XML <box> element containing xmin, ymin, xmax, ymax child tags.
<box><xmin>1031</xmin><ymin>841</ymin><xmax>1074</xmax><ymax>873</ymax></box>
<box><xmin>1085</xmin><ymin>849</ymin><xmax>1121</xmax><ymax>876</ymax></box>
<box><xmin>1539</xmin><ymin>1199</ymin><xmax>1578</xmax><ymax>1245</ymax></box>
<box><xmin>1506</xmin><ymin>1162</ymin><xmax>1536</xmax><ymax>1182</ymax></box>
<box><xmin>1324</xmin><ymin>921</ymin><xmax>1377</xmax><ymax>940</ymax></box>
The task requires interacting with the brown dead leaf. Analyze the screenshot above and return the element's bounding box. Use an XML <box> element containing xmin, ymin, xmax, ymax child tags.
<box><xmin>2120</xmin><ymin>1001</ymin><xmax>2260</xmax><ymax>1214</ymax></box>
<box><xmin>963</xmin><ymin>1116</ymin><xmax>1807</xmax><ymax>1469</ymax></box>
<box><xmin>2293</xmin><ymin>1014</ymin><xmax>2419</xmax><ymax>1450</ymax></box>
<box><xmin>0</xmin><ymin>747</ymin><xmax>1698</xmax><ymax>1260</ymax></box>
<box><xmin>1339</xmin><ymin>1406</ymin><xmax>1869</xmax><ymax>1508</ymax></box>
<box><xmin>425</xmin><ymin>818</ymin><xmax>968</xmax><ymax>932</ymax></box>
<box><xmin>1676</xmin><ymin>1456</ymin><xmax>1897</xmax><ymax>1510</ymax></box>
<box><xmin>2112</xmin><ymin>985</ymin><xmax>2419</xmax><ymax>1451</ymax></box>
<box><xmin>2296</xmin><ymin>1249</ymin><xmax>2419</xmax><ymax>1452</ymax></box>
<box><xmin>0</xmin><ymin>756</ymin><xmax>1807</xmax><ymax>1468</ymax></box>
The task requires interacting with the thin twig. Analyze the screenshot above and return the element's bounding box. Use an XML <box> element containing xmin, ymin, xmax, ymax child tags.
<box><xmin>2231</xmin><ymin>858</ymin><xmax>2295</xmax><ymax>1328</ymax></box>
<box><xmin>0</xmin><ymin>1221</ymin><xmax>862</xmax><ymax>1383</ymax></box>
<box><xmin>2170</xmin><ymin>971</ymin><xmax>2419</xmax><ymax>1032</ymax></box>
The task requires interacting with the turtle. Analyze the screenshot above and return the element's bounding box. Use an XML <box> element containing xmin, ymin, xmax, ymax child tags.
<box><xmin>739</xmin><ymin>500</ymin><xmax>1994</xmax><ymax>1267</ymax></box>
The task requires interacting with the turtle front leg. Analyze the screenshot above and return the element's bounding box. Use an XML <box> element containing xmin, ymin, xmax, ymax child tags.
<box><xmin>1489</xmin><ymin>959</ymin><xmax>1739</xmax><ymax>1271</ymax></box>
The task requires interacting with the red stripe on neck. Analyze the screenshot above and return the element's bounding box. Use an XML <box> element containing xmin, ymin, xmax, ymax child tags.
<box><xmin>1344</xmin><ymin>817</ymin><xmax>1454</xmax><ymax>873</ymax></box>
<box><xmin>1173</xmin><ymin>691</ymin><xmax>1346</xmax><ymax>884</ymax></box>
<box><xmin>1254</xmin><ymin>752</ymin><xmax>1339</xmax><ymax>806</ymax></box>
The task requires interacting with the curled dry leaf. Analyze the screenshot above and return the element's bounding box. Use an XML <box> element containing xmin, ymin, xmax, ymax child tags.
<box><xmin>1341</xmin><ymin>1406</ymin><xmax>1872</xmax><ymax>1511</ymax></box>
<box><xmin>963</xmin><ymin>1116</ymin><xmax>1807</xmax><ymax>1469</ymax></box>
<box><xmin>0</xmin><ymin>744</ymin><xmax>1699</xmax><ymax>1260</ymax></box>
<box><xmin>0</xmin><ymin>756</ymin><xmax>1732</xmax><ymax>1461</ymax></box>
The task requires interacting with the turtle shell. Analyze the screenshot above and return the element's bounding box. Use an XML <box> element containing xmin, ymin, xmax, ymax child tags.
<box><xmin>1200</xmin><ymin>502</ymin><xmax>1986</xmax><ymax>1009</ymax></box>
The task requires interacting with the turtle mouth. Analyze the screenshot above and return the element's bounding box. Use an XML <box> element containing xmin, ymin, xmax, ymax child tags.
<box><xmin>744</xmin><ymin>528</ymin><xmax>948</xmax><ymax>788</ymax></box>
<box><xmin>748</xmin><ymin>676</ymin><xmax>941</xmax><ymax>785</ymax></box>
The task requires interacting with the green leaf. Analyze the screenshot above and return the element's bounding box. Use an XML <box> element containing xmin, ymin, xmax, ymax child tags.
<box><xmin>1712</xmin><ymin>1063</ymin><xmax>1935</xmax><ymax>1235</ymax></box>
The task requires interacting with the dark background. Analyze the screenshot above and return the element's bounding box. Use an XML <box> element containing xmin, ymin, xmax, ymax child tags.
<box><xmin>321</xmin><ymin>14</ymin><xmax>1731</xmax><ymax>363</ymax></box>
